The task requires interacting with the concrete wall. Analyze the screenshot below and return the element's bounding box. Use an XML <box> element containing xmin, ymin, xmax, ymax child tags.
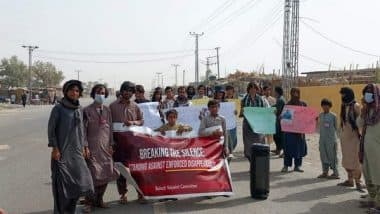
<box><xmin>300</xmin><ymin>84</ymin><xmax>367</xmax><ymax>119</ymax></box>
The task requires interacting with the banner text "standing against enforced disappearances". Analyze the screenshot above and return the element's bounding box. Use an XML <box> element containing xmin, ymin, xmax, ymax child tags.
<box><xmin>113</xmin><ymin>130</ymin><xmax>233</xmax><ymax>199</ymax></box>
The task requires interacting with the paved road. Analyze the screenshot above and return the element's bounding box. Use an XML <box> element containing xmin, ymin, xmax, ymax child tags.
<box><xmin>0</xmin><ymin>100</ymin><xmax>366</xmax><ymax>214</ymax></box>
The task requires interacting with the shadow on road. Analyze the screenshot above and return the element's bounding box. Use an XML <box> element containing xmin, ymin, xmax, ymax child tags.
<box><xmin>273</xmin><ymin>185</ymin><xmax>354</xmax><ymax>202</ymax></box>
<box><xmin>165</xmin><ymin>196</ymin><xmax>260</xmax><ymax>213</ymax></box>
<box><xmin>271</xmin><ymin>177</ymin><xmax>330</xmax><ymax>188</ymax></box>
<box><xmin>297</xmin><ymin>199</ymin><xmax>362</xmax><ymax>214</ymax></box>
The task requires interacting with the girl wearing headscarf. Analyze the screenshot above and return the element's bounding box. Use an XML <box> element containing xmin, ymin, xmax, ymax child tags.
<box><xmin>48</xmin><ymin>80</ymin><xmax>94</xmax><ymax>214</ymax></box>
<box><xmin>338</xmin><ymin>87</ymin><xmax>363</xmax><ymax>190</ymax></box>
<box><xmin>358</xmin><ymin>84</ymin><xmax>380</xmax><ymax>213</ymax></box>
<box><xmin>281</xmin><ymin>88</ymin><xmax>307</xmax><ymax>173</ymax></box>
<box><xmin>240</xmin><ymin>82</ymin><xmax>266</xmax><ymax>161</ymax></box>
<box><xmin>82</xmin><ymin>84</ymin><xmax>119</xmax><ymax>211</ymax></box>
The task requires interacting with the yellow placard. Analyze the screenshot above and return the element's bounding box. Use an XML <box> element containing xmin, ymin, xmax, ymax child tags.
<box><xmin>191</xmin><ymin>98</ymin><xmax>210</xmax><ymax>106</ymax></box>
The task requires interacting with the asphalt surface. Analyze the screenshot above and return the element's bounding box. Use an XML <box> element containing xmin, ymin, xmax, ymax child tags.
<box><xmin>0</xmin><ymin>99</ymin><xmax>367</xmax><ymax>214</ymax></box>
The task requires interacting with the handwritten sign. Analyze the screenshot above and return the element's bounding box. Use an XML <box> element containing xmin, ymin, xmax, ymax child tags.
<box><xmin>191</xmin><ymin>98</ymin><xmax>210</xmax><ymax>106</ymax></box>
<box><xmin>243</xmin><ymin>107</ymin><xmax>276</xmax><ymax>134</ymax></box>
<box><xmin>138</xmin><ymin>102</ymin><xmax>163</xmax><ymax>130</ymax></box>
<box><xmin>280</xmin><ymin>105</ymin><xmax>318</xmax><ymax>134</ymax></box>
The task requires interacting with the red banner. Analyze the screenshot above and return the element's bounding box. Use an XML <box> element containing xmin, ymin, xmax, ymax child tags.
<box><xmin>113</xmin><ymin>130</ymin><xmax>233</xmax><ymax>199</ymax></box>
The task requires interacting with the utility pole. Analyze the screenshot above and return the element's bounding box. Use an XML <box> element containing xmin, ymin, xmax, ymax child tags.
<box><xmin>22</xmin><ymin>45</ymin><xmax>39</xmax><ymax>104</ymax></box>
<box><xmin>189</xmin><ymin>32</ymin><xmax>204</xmax><ymax>86</ymax></box>
<box><xmin>182</xmin><ymin>70</ymin><xmax>185</xmax><ymax>85</ymax></box>
<box><xmin>215</xmin><ymin>47</ymin><xmax>221</xmax><ymax>79</ymax></box>
<box><xmin>281</xmin><ymin>0</ymin><xmax>299</xmax><ymax>98</ymax></box>
<box><xmin>75</xmin><ymin>70</ymin><xmax>82</xmax><ymax>81</ymax></box>
<box><xmin>171</xmin><ymin>64</ymin><xmax>180</xmax><ymax>87</ymax></box>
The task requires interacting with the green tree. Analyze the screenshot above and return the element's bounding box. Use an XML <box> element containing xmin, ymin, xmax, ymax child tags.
<box><xmin>0</xmin><ymin>56</ymin><xmax>28</xmax><ymax>87</ymax></box>
<box><xmin>32</xmin><ymin>61</ymin><xmax>65</xmax><ymax>87</ymax></box>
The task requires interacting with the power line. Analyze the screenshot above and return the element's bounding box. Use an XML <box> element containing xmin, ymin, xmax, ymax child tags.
<box><xmin>223</xmin><ymin>6</ymin><xmax>283</xmax><ymax>59</ymax></box>
<box><xmin>301</xmin><ymin>21</ymin><xmax>380</xmax><ymax>58</ymax></box>
<box><xmin>192</xmin><ymin>0</ymin><xmax>236</xmax><ymax>31</ymax></box>
<box><xmin>273</xmin><ymin>38</ymin><xmax>341</xmax><ymax>70</ymax></box>
<box><xmin>34</xmin><ymin>54</ymin><xmax>193</xmax><ymax>64</ymax></box>
<box><xmin>203</xmin><ymin>0</ymin><xmax>262</xmax><ymax>35</ymax></box>
<box><xmin>37</xmin><ymin>49</ymin><xmax>194</xmax><ymax>56</ymax></box>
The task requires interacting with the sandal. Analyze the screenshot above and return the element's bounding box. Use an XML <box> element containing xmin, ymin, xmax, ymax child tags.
<box><xmin>328</xmin><ymin>174</ymin><xmax>340</xmax><ymax>180</ymax></box>
<box><xmin>82</xmin><ymin>204</ymin><xmax>91</xmax><ymax>213</ymax></box>
<box><xmin>337</xmin><ymin>180</ymin><xmax>354</xmax><ymax>187</ymax></box>
<box><xmin>317</xmin><ymin>173</ymin><xmax>328</xmax><ymax>179</ymax></box>
<box><xmin>95</xmin><ymin>199</ymin><xmax>109</xmax><ymax>208</ymax></box>
<box><xmin>119</xmin><ymin>194</ymin><xmax>128</xmax><ymax>204</ymax></box>
<box><xmin>356</xmin><ymin>183</ymin><xmax>366</xmax><ymax>193</ymax></box>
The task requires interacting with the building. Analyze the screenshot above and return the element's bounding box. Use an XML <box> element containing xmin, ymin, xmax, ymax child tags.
<box><xmin>301</xmin><ymin>68</ymin><xmax>380</xmax><ymax>85</ymax></box>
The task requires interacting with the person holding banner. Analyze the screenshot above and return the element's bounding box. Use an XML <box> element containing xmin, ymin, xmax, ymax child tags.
<box><xmin>109</xmin><ymin>81</ymin><xmax>144</xmax><ymax>204</ymax></box>
<box><xmin>358</xmin><ymin>84</ymin><xmax>380</xmax><ymax>213</ymax></box>
<box><xmin>134</xmin><ymin>85</ymin><xmax>150</xmax><ymax>104</ymax></box>
<box><xmin>162</xmin><ymin>86</ymin><xmax>176</xmax><ymax>109</ymax></box>
<box><xmin>187</xmin><ymin>85</ymin><xmax>196</xmax><ymax>100</ymax></box>
<box><xmin>272</xmin><ymin>86</ymin><xmax>286</xmax><ymax>157</ymax></box>
<box><xmin>225</xmin><ymin>85</ymin><xmax>239</xmax><ymax>157</ymax></box>
<box><xmin>240</xmin><ymin>82</ymin><xmax>266</xmax><ymax>161</ymax></box>
<box><xmin>199</xmin><ymin>100</ymin><xmax>228</xmax><ymax>157</ymax></box>
<box><xmin>281</xmin><ymin>88</ymin><xmax>307</xmax><ymax>173</ymax></box>
<box><xmin>48</xmin><ymin>80</ymin><xmax>94</xmax><ymax>214</ymax></box>
<box><xmin>214</xmin><ymin>85</ymin><xmax>227</xmax><ymax>102</ymax></box>
<box><xmin>154</xmin><ymin>109</ymin><xmax>193</xmax><ymax>136</ymax></box>
<box><xmin>193</xmin><ymin>84</ymin><xmax>208</xmax><ymax>99</ymax></box>
<box><xmin>174</xmin><ymin>86</ymin><xmax>190</xmax><ymax>107</ymax></box>
<box><xmin>338</xmin><ymin>87</ymin><xmax>363</xmax><ymax>189</ymax></box>
<box><xmin>82</xmin><ymin>84</ymin><xmax>119</xmax><ymax>211</ymax></box>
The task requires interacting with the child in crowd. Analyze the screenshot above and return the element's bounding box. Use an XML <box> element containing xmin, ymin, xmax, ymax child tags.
<box><xmin>318</xmin><ymin>98</ymin><xmax>340</xmax><ymax>179</ymax></box>
<box><xmin>198</xmin><ymin>100</ymin><xmax>229</xmax><ymax>156</ymax></box>
<box><xmin>154</xmin><ymin>109</ymin><xmax>192</xmax><ymax>136</ymax></box>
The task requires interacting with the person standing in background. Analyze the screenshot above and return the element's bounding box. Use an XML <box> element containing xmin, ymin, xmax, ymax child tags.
<box><xmin>134</xmin><ymin>85</ymin><xmax>150</xmax><ymax>104</ymax></box>
<box><xmin>281</xmin><ymin>88</ymin><xmax>308</xmax><ymax>173</ymax></box>
<box><xmin>358</xmin><ymin>84</ymin><xmax>380</xmax><ymax>213</ymax></box>
<box><xmin>338</xmin><ymin>87</ymin><xmax>364</xmax><ymax>190</ymax></box>
<box><xmin>317</xmin><ymin>98</ymin><xmax>340</xmax><ymax>179</ymax></box>
<box><xmin>240</xmin><ymin>82</ymin><xmax>266</xmax><ymax>161</ymax></box>
<box><xmin>272</xmin><ymin>86</ymin><xmax>286</xmax><ymax>157</ymax></box>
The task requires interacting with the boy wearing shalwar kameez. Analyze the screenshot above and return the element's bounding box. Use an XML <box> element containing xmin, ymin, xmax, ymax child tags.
<box><xmin>317</xmin><ymin>99</ymin><xmax>339</xmax><ymax>179</ymax></box>
<box><xmin>48</xmin><ymin>80</ymin><xmax>94</xmax><ymax>214</ymax></box>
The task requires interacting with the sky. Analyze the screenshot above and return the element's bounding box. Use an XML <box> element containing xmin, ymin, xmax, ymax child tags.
<box><xmin>0</xmin><ymin>0</ymin><xmax>379</xmax><ymax>90</ymax></box>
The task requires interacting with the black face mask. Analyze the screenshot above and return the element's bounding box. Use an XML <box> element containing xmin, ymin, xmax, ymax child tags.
<box><xmin>342</xmin><ymin>94</ymin><xmax>353</xmax><ymax>104</ymax></box>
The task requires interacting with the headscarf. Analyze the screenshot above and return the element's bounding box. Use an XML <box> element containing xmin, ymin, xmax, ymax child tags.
<box><xmin>339</xmin><ymin>87</ymin><xmax>358</xmax><ymax>130</ymax></box>
<box><xmin>287</xmin><ymin>88</ymin><xmax>302</xmax><ymax>106</ymax></box>
<box><xmin>362</xmin><ymin>83</ymin><xmax>380</xmax><ymax>126</ymax></box>
<box><xmin>61</xmin><ymin>80</ymin><xmax>83</xmax><ymax>108</ymax></box>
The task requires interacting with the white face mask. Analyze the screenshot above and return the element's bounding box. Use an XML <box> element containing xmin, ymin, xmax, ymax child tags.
<box><xmin>364</xmin><ymin>92</ymin><xmax>374</xmax><ymax>104</ymax></box>
<box><xmin>94</xmin><ymin>94</ymin><xmax>106</xmax><ymax>104</ymax></box>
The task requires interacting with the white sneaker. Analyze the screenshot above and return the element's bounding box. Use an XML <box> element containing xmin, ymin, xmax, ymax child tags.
<box><xmin>228</xmin><ymin>154</ymin><xmax>235</xmax><ymax>159</ymax></box>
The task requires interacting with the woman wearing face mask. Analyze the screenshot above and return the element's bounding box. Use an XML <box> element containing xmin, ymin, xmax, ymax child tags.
<box><xmin>358</xmin><ymin>84</ymin><xmax>380</xmax><ymax>213</ymax></box>
<box><xmin>82</xmin><ymin>84</ymin><xmax>119</xmax><ymax>212</ymax></box>
<box><xmin>338</xmin><ymin>87</ymin><xmax>363</xmax><ymax>190</ymax></box>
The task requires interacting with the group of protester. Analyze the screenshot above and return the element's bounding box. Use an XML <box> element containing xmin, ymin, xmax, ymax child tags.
<box><xmin>47</xmin><ymin>78</ymin><xmax>380</xmax><ymax>213</ymax></box>
<box><xmin>315</xmin><ymin>84</ymin><xmax>380</xmax><ymax>213</ymax></box>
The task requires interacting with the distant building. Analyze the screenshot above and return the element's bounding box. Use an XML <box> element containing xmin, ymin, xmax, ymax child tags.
<box><xmin>301</xmin><ymin>68</ymin><xmax>380</xmax><ymax>85</ymax></box>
